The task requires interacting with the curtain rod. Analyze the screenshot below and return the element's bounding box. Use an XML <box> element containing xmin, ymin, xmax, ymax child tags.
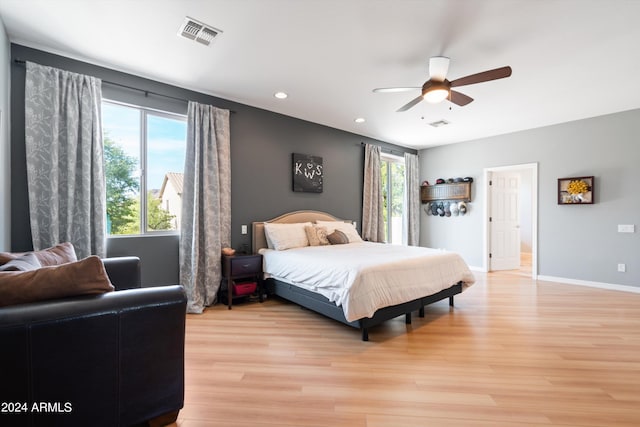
<box><xmin>360</xmin><ymin>142</ymin><xmax>411</xmax><ymax>157</ymax></box>
<box><xmin>14</xmin><ymin>58</ymin><xmax>236</xmax><ymax>113</ymax></box>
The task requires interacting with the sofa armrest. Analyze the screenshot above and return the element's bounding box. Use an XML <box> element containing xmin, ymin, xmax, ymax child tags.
<box><xmin>102</xmin><ymin>256</ymin><xmax>141</xmax><ymax>290</ymax></box>
<box><xmin>0</xmin><ymin>285</ymin><xmax>184</xmax><ymax>326</ymax></box>
<box><xmin>0</xmin><ymin>285</ymin><xmax>187</xmax><ymax>427</ymax></box>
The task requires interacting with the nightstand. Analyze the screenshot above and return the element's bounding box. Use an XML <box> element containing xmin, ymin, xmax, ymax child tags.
<box><xmin>220</xmin><ymin>253</ymin><xmax>263</xmax><ymax>310</ymax></box>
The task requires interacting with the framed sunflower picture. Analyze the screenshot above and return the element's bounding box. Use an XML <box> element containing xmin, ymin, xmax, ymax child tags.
<box><xmin>558</xmin><ymin>176</ymin><xmax>594</xmax><ymax>205</ymax></box>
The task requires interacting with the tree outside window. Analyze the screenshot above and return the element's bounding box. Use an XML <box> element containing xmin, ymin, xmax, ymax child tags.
<box><xmin>103</xmin><ymin>101</ymin><xmax>186</xmax><ymax>235</ymax></box>
<box><xmin>381</xmin><ymin>154</ymin><xmax>405</xmax><ymax>244</ymax></box>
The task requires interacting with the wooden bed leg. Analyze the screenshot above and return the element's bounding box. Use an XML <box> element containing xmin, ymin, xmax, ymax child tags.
<box><xmin>361</xmin><ymin>328</ymin><xmax>369</xmax><ymax>341</ymax></box>
<box><xmin>405</xmin><ymin>313</ymin><xmax>411</xmax><ymax>324</ymax></box>
<box><xmin>419</xmin><ymin>307</ymin><xmax>425</xmax><ymax>317</ymax></box>
<box><xmin>449</xmin><ymin>296</ymin><xmax>454</xmax><ymax>307</ymax></box>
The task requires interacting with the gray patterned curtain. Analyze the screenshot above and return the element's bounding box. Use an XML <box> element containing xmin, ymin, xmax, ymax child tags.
<box><xmin>180</xmin><ymin>101</ymin><xmax>231</xmax><ymax>313</ymax></box>
<box><xmin>404</xmin><ymin>152</ymin><xmax>420</xmax><ymax>246</ymax></box>
<box><xmin>24</xmin><ymin>62</ymin><xmax>105</xmax><ymax>259</ymax></box>
<box><xmin>362</xmin><ymin>144</ymin><xmax>385</xmax><ymax>242</ymax></box>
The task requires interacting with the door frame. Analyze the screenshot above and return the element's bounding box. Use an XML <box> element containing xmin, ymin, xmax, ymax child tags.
<box><xmin>483</xmin><ymin>163</ymin><xmax>538</xmax><ymax>278</ymax></box>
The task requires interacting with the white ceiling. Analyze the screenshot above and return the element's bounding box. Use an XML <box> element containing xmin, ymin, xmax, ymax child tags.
<box><xmin>1</xmin><ymin>0</ymin><xmax>639</xmax><ymax>149</ymax></box>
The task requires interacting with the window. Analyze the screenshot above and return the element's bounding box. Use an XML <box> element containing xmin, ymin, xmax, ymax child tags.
<box><xmin>102</xmin><ymin>101</ymin><xmax>187</xmax><ymax>235</ymax></box>
<box><xmin>380</xmin><ymin>154</ymin><xmax>405</xmax><ymax>244</ymax></box>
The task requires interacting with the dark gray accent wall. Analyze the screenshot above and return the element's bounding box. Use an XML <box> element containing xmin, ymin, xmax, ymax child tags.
<box><xmin>0</xmin><ymin>18</ymin><xmax>9</xmax><ymax>251</ymax></box>
<box><xmin>9</xmin><ymin>44</ymin><xmax>414</xmax><ymax>286</ymax></box>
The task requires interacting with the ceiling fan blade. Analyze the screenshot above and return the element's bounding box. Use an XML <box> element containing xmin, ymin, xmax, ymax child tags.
<box><xmin>429</xmin><ymin>56</ymin><xmax>450</xmax><ymax>82</ymax></box>
<box><xmin>373</xmin><ymin>87</ymin><xmax>420</xmax><ymax>93</ymax></box>
<box><xmin>449</xmin><ymin>90</ymin><xmax>474</xmax><ymax>106</ymax></box>
<box><xmin>450</xmin><ymin>66</ymin><xmax>512</xmax><ymax>88</ymax></box>
<box><xmin>396</xmin><ymin>95</ymin><xmax>424</xmax><ymax>112</ymax></box>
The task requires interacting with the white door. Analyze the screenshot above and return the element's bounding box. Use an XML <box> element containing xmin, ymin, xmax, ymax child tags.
<box><xmin>490</xmin><ymin>172</ymin><xmax>521</xmax><ymax>271</ymax></box>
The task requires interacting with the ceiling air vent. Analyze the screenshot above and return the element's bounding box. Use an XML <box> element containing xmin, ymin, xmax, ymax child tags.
<box><xmin>428</xmin><ymin>119</ymin><xmax>450</xmax><ymax>128</ymax></box>
<box><xmin>178</xmin><ymin>17</ymin><xmax>222</xmax><ymax>46</ymax></box>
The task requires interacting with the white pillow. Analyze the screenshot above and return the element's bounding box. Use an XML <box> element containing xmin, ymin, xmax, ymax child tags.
<box><xmin>263</xmin><ymin>222</ymin><xmax>313</xmax><ymax>251</ymax></box>
<box><xmin>315</xmin><ymin>221</ymin><xmax>363</xmax><ymax>243</ymax></box>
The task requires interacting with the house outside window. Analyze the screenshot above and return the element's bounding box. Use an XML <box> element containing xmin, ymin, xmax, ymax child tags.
<box><xmin>380</xmin><ymin>153</ymin><xmax>405</xmax><ymax>244</ymax></box>
<box><xmin>158</xmin><ymin>172</ymin><xmax>184</xmax><ymax>230</ymax></box>
<box><xmin>102</xmin><ymin>100</ymin><xmax>187</xmax><ymax>235</ymax></box>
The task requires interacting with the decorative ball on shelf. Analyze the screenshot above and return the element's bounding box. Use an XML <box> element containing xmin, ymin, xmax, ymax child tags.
<box><xmin>450</xmin><ymin>201</ymin><xmax>459</xmax><ymax>216</ymax></box>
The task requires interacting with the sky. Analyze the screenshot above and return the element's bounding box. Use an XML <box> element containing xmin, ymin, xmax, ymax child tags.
<box><xmin>102</xmin><ymin>101</ymin><xmax>187</xmax><ymax>191</ymax></box>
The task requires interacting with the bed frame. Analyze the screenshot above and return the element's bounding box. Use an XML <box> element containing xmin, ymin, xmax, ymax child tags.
<box><xmin>252</xmin><ymin>210</ymin><xmax>463</xmax><ymax>341</ymax></box>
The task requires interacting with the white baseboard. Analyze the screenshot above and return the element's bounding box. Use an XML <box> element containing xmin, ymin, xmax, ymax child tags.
<box><xmin>536</xmin><ymin>275</ymin><xmax>640</xmax><ymax>294</ymax></box>
<box><xmin>468</xmin><ymin>265</ymin><xmax>487</xmax><ymax>273</ymax></box>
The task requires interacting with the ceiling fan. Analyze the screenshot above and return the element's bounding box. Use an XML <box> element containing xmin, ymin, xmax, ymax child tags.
<box><xmin>373</xmin><ymin>56</ymin><xmax>512</xmax><ymax>112</ymax></box>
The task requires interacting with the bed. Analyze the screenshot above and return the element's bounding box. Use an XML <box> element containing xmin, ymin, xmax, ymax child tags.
<box><xmin>252</xmin><ymin>210</ymin><xmax>475</xmax><ymax>341</ymax></box>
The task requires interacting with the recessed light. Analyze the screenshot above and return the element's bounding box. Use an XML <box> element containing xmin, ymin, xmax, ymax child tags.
<box><xmin>274</xmin><ymin>92</ymin><xmax>288</xmax><ymax>99</ymax></box>
<box><xmin>354</xmin><ymin>117</ymin><xmax>366</xmax><ymax>123</ymax></box>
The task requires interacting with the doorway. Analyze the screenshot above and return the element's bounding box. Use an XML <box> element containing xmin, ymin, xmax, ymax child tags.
<box><xmin>483</xmin><ymin>163</ymin><xmax>538</xmax><ymax>278</ymax></box>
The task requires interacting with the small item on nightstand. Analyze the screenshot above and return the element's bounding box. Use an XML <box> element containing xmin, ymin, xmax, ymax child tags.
<box><xmin>222</xmin><ymin>247</ymin><xmax>236</xmax><ymax>256</ymax></box>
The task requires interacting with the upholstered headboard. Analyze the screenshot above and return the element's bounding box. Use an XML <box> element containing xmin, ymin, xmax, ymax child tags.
<box><xmin>252</xmin><ymin>210</ymin><xmax>352</xmax><ymax>253</ymax></box>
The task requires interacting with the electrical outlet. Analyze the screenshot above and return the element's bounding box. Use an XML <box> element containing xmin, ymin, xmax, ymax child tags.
<box><xmin>618</xmin><ymin>224</ymin><xmax>635</xmax><ymax>233</ymax></box>
<box><xmin>618</xmin><ymin>263</ymin><xmax>626</xmax><ymax>273</ymax></box>
<box><xmin>241</xmin><ymin>225</ymin><xmax>247</xmax><ymax>235</ymax></box>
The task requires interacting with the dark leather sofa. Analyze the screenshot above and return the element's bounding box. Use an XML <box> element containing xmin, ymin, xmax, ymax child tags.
<box><xmin>0</xmin><ymin>257</ymin><xmax>187</xmax><ymax>427</ymax></box>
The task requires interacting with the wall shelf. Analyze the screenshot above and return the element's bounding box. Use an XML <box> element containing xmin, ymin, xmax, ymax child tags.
<box><xmin>421</xmin><ymin>182</ymin><xmax>471</xmax><ymax>203</ymax></box>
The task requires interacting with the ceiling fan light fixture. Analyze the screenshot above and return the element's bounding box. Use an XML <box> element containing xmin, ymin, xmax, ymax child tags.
<box><xmin>375</xmin><ymin>58</ymin><xmax>511</xmax><ymax>112</ymax></box>
<box><xmin>423</xmin><ymin>87</ymin><xmax>449</xmax><ymax>103</ymax></box>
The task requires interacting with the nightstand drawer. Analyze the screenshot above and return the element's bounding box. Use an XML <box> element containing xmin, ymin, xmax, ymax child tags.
<box><xmin>229</xmin><ymin>256</ymin><xmax>262</xmax><ymax>276</ymax></box>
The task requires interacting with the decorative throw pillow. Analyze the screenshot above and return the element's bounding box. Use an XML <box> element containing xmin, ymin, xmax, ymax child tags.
<box><xmin>0</xmin><ymin>255</ymin><xmax>114</xmax><ymax>307</ymax></box>
<box><xmin>0</xmin><ymin>252</ymin><xmax>15</xmax><ymax>266</ymax></box>
<box><xmin>315</xmin><ymin>226</ymin><xmax>330</xmax><ymax>245</ymax></box>
<box><xmin>327</xmin><ymin>230</ymin><xmax>349</xmax><ymax>245</ymax></box>
<box><xmin>315</xmin><ymin>221</ymin><xmax>363</xmax><ymax>243</ymax></box>
<box><xmin>33</xmin><ymin>242</ymin><xmax>78</xmax><ymax>266</ymax></box>
<box><xmin>0</xmin><ymin>242</ymin><xmax>77</xmax><ymax>267</ymax></box>
<box><xmin>0</xmin><ymin>253</ymin><xmax>42</xmax><ymax>271</ymax></box>
<box><xmin>304</xmin><ymin>225</ymin><xmax>330</xmax><ymax>246</ymax></box>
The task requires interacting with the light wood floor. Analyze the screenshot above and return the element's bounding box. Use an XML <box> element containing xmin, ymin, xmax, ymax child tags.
<box><xmin>173</xmin><ymin>271</ymin><xmax>640</xmax><ymax>427</ymax></box>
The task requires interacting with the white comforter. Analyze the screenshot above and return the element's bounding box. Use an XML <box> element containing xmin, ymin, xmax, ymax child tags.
<box><xmin>260</xmin><ymin>242</ymin><xmax>475</xmax><ymax>322</ymax></box>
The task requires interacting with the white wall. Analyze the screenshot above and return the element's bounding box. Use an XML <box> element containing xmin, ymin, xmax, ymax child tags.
<box><xmin>519</xmin><ymin>168</ymin><xmax>533</xmax><ymax>253</ymax></box>
<box><xmin>0</xmin><ymin>17</ymin><xmax>10</xmax><ymax>251</ymax></box>
<box><xmin>419</xmin><ymin>109</ymin><xmax>640</xmax><ymax>288</ymax></box>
